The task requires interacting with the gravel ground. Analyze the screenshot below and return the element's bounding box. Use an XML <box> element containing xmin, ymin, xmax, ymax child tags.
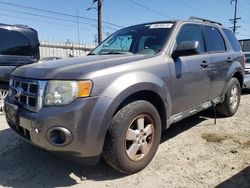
<box><xmin>0</xmin><ymin>93</ymin><xmax>250</xmax><ymax>188</ymax></box>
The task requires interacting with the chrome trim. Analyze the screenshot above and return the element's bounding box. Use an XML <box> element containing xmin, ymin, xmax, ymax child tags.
<box><xmin>9</xmin><ymin>77</ymin><xmax>47</xmax><ymax>112</ymax></box>
<box><xmin>37</xmin><ymin>80</ymin><xmax>47</xmax><ymax>111</ymax></box>
<box><xmin>169</xmin><ymin>97</ymin><xmax>222</xmax><ymax>125</ymax></box>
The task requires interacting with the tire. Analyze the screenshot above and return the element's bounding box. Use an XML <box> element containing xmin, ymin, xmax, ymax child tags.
<box><xmin>216</xmin><ymin>78</ymin><xmax>241</xmax><ymax>117</ymax></box>
<box><xmin>0</xmin><ymin>85</ymin><xmax>9</xmax><ymax>115</ymax></box>
<box><xmin>103</xmin><ymin>100</ymin><xmax>162</xmax><ymax>174</ymax></box>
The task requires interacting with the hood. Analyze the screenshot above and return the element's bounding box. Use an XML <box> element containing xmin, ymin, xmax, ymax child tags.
<box><xmin>12</xmin><ymin>54</ymin><xmax>153</xmax><ymax>80</ymax></box>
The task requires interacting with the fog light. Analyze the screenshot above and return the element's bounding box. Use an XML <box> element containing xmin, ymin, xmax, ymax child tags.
<box><xmin>47</xmin><ymin>127</ymin><xmax>72</xmax><ymax>146</ymax></box>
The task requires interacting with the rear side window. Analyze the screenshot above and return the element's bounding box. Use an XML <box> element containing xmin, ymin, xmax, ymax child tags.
<box><xmin>0</xmin><ymin>28</ymin><xmax>32</xmax><ymax>56</ymax></box>
<box><xmin>204</xmin><ymin>26</ymin><xmax>226</xmax><ymax>52</ymax></box>
<box><xmin>223</xmin><ymin>29</ymin><xmax>241</xmax><ymax>52</ymax></box>
<box><xmin>176</xmin><ymin>24</ymin><xmax>205</xmax><ymax>53</ymax></box>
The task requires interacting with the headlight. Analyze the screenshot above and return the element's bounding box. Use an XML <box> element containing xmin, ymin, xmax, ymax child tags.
<box><xmin>44</xmin><ymin>80</ymin><xmax>92</xmax><ymax>106</ymax></box>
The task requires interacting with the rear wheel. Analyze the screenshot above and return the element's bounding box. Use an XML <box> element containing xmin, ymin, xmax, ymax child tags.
<box><xmin>216</xmin><ymin>78</ymin><xmax>241</xmax><ymax>117</ymax></box>
<box><xmin>0</xmin><ymin>87</ymin><xmax>9</xmax><ymax>115</ymax></box>
<box><xmin>103</xmin><ymin>100</ymin><xmax>161</xmax><ymax>174</ymax></box>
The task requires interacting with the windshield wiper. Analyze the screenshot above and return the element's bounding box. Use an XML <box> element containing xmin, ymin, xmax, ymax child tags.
<box><xmin>102</xmin><ymin>51</ymin><xmax>133</xmax><ymax>55</ymax></box>
<box><xmin>87</xmin><ymin>52</ymin><xmax>96</xmax><ymax>55</ymax></box>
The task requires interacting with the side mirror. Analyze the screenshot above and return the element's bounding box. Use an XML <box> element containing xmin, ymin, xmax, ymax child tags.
<box><xmin>172</xmin><ymin>41</ymin><xmax>199</xmax><ymax>58</ymax></box>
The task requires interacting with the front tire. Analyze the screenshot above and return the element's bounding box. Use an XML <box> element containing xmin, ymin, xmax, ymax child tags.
<box><xmin>103</xmin><ymin>100</ymin><xmax>161</xmax><ymax>174</ymax></box>
<box><xmin>216</xmin><ymin>78</ymin><xmax>241</xmax><ymax>117</ymax></box>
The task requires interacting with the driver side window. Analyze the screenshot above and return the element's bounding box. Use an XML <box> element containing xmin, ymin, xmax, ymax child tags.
<box><xmin>176</xmin><ymin>24</ymin><xmax>205</xmax><ymax>54</ymax></box>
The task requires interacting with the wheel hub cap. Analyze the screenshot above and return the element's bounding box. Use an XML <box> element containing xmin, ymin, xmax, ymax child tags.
<box><xmin>229</xmin><ymin>86</ymin><xmax>238</xmax><ymax>109</ymax></box>
<box><xmin>125</xmin><ymin>114</ymin><xmax>155</xmax><ymax>161</ymax></box>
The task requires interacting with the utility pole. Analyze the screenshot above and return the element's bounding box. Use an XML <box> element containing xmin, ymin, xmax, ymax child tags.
<box><xmin>230</xmin><ymin>0</ymin><xmax>241</xmax><ymax>33</ymax></box>
<box><xmin>97</xmin><ymin>0</ymin><xmax>102</xmax><ymax>44</ymax></box>
<box><xmin>76</xmin><ymin>7</ymin><xmax>80</xmax><ymax>44</ymax></box>
<box><xmin>87</xmin><ymin>0</ymin><xmax>103</xmax><ymax>45</ymax></box>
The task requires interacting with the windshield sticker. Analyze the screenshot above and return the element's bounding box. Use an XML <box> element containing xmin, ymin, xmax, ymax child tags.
<box><xmin>149</xmin><ymin>23</ymin><xmax>173</xmax><ymax>29</ymax></box>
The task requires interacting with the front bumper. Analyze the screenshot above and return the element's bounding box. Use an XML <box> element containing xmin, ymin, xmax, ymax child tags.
<box><xmin>5</xmin><ymin>95</ymin><xmax>116</xmax><ymax>164</ymax></box>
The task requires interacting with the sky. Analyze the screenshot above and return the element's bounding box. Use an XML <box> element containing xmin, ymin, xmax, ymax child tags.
<box><xmin>0</xmin><ymin>0</ymin><xmax>249</xmax><ymax>45</ymax></box>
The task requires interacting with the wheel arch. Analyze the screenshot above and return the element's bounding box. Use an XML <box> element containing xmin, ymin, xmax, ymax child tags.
<box><xmin>113</xmin><ymin>90</ymin><xmax>168</xmax><ymax>131</ymax></box>
<box><xmin>232</xmin><ymin>71</ymin><xmax>244</xmax><ymax>89</ymax></box>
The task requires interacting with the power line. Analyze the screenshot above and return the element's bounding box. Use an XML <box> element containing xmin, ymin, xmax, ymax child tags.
<box><xmin>128</xmin><ymin>0</ymin><xmax>174</xmax><ymax>19</ymax></box>
<box><xmin>183</xmin><ymin>0</ymin><xmax>229</xmax><ymax>22</ymax></box>
<box><xmin>0</xmin><ymin>8</ymin><xmax>93</xmax><ymax>26</ymax></box>
<box><xmin>0</xmin><ymin>12</ymin><xmax>91</xmax><ymax>30</ymax></box>
<box><xmin>0</xmin><ymin>12</ymin><xmax>114</xmax><ymax>35</ymax></box>
<box><xmin>0</xmin><ymin>7</ymin><xmax>117</xmax><ymax>31</ymax></box>
<box><xmin>0</xmin><ymin>0</ymin><xmax>123</xmax><ymax>28</ymax></box>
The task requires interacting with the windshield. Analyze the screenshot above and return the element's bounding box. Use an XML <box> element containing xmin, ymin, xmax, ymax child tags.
<box><xmin>90</xmin><ymin>23</ymin><xmax>173</xmax><ymax>55</ymax></box>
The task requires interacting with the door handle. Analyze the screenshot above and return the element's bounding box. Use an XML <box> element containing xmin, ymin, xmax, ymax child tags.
<box><xmin>200</xmin><ymin>61</ymin><xmax>208</xmax><ymax>68</ymax></box>
<box><xmin>227</xmin><ymin>57</ymin><xmax>233</xmax><ymax>63</ymax></box>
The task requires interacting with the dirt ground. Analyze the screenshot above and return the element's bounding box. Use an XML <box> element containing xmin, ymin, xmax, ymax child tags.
<box><xmin>0</xmin><ymin>92</ymin><xmax>250</xmax><ymax>188</ymax></box>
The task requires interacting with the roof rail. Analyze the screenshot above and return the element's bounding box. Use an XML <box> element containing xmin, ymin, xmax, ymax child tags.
<box><xmin>189</xmin><ymin>16</ymin><xmax>222</xmax><ymax>26</ymax></box>
<box><xmin>14</xmin><ymin>24</ymin><xmax>29</xmax><ymax>28</ymax></box>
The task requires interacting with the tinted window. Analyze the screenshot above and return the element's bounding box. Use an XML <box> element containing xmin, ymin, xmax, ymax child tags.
<box><xmin>204</xmin><ymin>26</ymin><xmax>226</xmax><ymax>52</ymax></box>
<box><xmin>223</xmin><ymin>29</ymin><xmax>241</xmax><ymax>52</ymax></box>
<box><xmin>176</xmin><ymin>24</ymin><xmax>205</xmax><ymax>53</ymax></box>
<box><xmin>0</xmin><ymin>28</ymin><xmax>32</xmax><ymax>56</ymax></box>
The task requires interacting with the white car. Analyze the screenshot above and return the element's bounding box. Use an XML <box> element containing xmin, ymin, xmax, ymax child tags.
<box><xmin>244</xmin><ymin>52</ymin><xmax>250</xmax><ymax>89</ymax></box>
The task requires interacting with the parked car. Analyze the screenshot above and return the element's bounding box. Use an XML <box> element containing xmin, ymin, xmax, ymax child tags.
<box><xmin>4</xmin><ymin>17</ymin><xmax>245</xmax><ymax>174</ymax></box>
<box><xmin>0</xmin><ymin>23</ymin><xmax>40</xmax><ymax>114</ymax></box>
<box><xmin>243</xmin><ymin>52</ymin><xmax>250</xmax><ymax>89</ymax></box>
<box><xmin>238</xmin><ymin>39</ymin><xmax>250</xmax><ymax>89</ymax></box>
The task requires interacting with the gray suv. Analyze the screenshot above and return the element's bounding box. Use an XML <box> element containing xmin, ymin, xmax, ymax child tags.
<box><xmin>4</xmin><ymin>17</ymin><xmax>244</xmax><ymax>174</ymax></box>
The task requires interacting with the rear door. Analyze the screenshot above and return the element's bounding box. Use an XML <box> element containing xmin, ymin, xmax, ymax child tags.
<box><xmin>204</xmin><ymin>26</ymin><xmax>233</xmax><ymax>99</ymax></box>
<box><xmin>170</xmin><ymin>24</ymin><xmax>211</xmax><ymax>115</ymax></box>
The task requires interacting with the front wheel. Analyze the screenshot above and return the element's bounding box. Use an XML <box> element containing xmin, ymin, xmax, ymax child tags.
<box><xmin>216</xmin><ymin>78</ymin><xmax>241</xmax><ymax>117</ymax></box>
<box><xmin>103</xmin><ymin>100</ymin><xmax>161</xmax><ymax>174</ymax></box>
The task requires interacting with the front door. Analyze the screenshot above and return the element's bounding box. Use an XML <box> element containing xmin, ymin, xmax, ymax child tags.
<box><xmin>170</xmin><ymin>24</ymin><xmax>211</xmax><ymax>115</ymax></box>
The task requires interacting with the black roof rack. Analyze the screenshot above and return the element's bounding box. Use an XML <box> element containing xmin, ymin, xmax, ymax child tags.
<box><xmin>189</xmin><ymin>16</ymin><xmax>222</xmax><ymax>26</ymax></box>
<box><xmin>14</xmin><ymin>24</ymin><xmax>28</xmax><ymax>28</ymax></box>
<box><xmin>0</xmin><ymin>23</ymin><xmax>29</xmax><ymax>29</ymax></box>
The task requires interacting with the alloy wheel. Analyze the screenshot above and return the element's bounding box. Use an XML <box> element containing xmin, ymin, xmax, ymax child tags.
<box><xmin>229</xmin><ymin>85</ymin><xmax>238</xmax><ymax>110</ymax></box>
<box><xmin>0</xmin><ymin>89</ymin><xmax>9</xmax><ymax>114</ymax></box>
<box><xmin>125</xmin><ymin>114</ymin><xmax>155</xmax><ymax>161</ymax></box>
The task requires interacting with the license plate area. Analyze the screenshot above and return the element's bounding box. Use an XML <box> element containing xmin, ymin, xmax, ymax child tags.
<box><xmin>5</xmin><ymin>101</ymin><xmax>18</xmax><ymax>125</ymax></box>
<box><xmin>5</xmin><ymin>101</ymin><xmax>31</xmax><ymax>141</ymax></box>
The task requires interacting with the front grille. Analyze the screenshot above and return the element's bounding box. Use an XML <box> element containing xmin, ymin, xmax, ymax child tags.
<box><xmin>9</xmin><ymin>77</ymin><xmax>47</xmax><ymax>112</ymax></box>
